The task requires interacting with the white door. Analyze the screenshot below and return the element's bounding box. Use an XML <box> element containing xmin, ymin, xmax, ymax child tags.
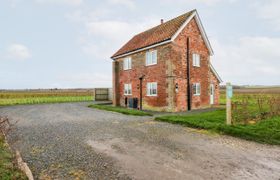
<box><xmin>210</xmin><ymin>84</ymin><xmax>214</xmax><ymax>105</ymax></box>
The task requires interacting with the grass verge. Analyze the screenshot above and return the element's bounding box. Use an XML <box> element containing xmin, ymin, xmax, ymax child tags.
<box><xmin>0</xmin><ymin>135</ymin><xmax>27</xmax><ymax>180</ymax></box>
<box><xmin>155</xmin><ymin>109</ymin><xmax>280</xmax><ymax>145</ymax></box>
<box><xmin>0</xmin><ymin>96</ymin><xmax>93</xmax><ymax>106</ymax></box>
<box><xmin>88</xmin><ymin>104</ymin><xmax>153</xmax><ymax>116</ymax></box>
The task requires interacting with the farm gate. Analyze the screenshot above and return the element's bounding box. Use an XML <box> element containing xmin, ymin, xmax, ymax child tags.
<box><xmin>94</xmin><ymin>88</ymin><xmax>112</xmax><ymax>101</ymax></box>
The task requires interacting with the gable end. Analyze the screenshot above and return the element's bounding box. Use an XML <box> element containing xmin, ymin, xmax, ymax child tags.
<box><xmin>171</xmin><ymin>10</ymin><xmax>214</xmax><ymax>55</ymax></box>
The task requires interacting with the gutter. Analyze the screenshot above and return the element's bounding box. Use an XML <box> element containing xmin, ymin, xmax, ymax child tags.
<box><xmin>210</xmin><ymin>63</ymin><xmax>223</xmax><ymax>83</ymax></box>
<box><xmin>111</xmin><ymin>39</ymin><xmax>172</xmax><ymax>60</ymax></box>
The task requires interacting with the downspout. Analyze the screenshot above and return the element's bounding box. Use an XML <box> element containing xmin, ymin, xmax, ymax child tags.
<box><xmin>139</xmin><ymin>75</ymin><xmax>145</xmax><ymax>110</ymax></box>
<box><xmin>186</xmin><ymin>37</ymin><xmax>191</xmax><ymax>111</ymax></box>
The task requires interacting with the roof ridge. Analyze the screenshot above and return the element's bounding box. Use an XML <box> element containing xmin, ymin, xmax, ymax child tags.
<box><xmin>136</xmin><ymin>9</ymin><xmax>196</xmax><ymax>37</ymax></box>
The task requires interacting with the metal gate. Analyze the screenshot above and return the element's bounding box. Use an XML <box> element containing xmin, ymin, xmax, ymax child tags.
<box><xmin>94</xmin><ymin>88</ymin><xmax>109</xmax><ymax>101</ymax></box>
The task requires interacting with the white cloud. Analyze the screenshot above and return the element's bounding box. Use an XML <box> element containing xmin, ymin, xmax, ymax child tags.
<box><xmin>65</xmin><ymin>2</ymin><xmax>163</xmax><ymax>59</ymax></box>
<box><xmin>65</xmin><ymin>8</ymin><xmax>114</xmax><ymax>23</ymax></box>
<box><xmin>79</xmin><ymin>16</ymin><xmax>159</xmax><ymax>59</ymax></box>
<box><xmin>6</xmin><ymin>44</ymin><xmax>32</xmax><ymax>60</ymax></box>
<box><xmin>254</xmin><ymin>0</ymin><xmax>280</xmax><ymax>30</ymax></box>
<box><xmin>211</xmin><ymin>36</ymin><xmax>280</xmax><ymax>85</ymax></box>
<box><xmin>86</xmin><ymin>20</ymin><xmax>135</xmax><ymax>41</ymax></box>
<box><xmin>108</xmin><ymin>0</ymin><xmax>135</xmax><ymax>9</ymax></box>
<box><xmin>35</xmin><ymin>0</ymin><xmax>83</xmax><ymax>6</ymax></box>
<box><xmin>162</xmin><ymin>0</ymin><xmax>237</xmax><ymax>6</ymax></box>
<box><xmin>8</xmin><ymin>0</ymin><xmax>83</xmax><ymax>7</ymax></box>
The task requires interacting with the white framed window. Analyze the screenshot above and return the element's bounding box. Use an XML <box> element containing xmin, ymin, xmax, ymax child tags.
<box><xmin>146</xmin><ymin>50</ymin><xmax>157</xmax><ymax>66</ymax></box>
<box><xmin>192</xmin><ymin>53</ymin><xmax>200</xmax><ymax>67</ymax></box>
<box><xmin>193</xmin><ymin>83</ymin><xmax>201</xmax><ymax>96</ymax></box>
<box><xmin>147</xmin><ymin>82</ymin><xmax>157</xmax><ymax>96</ymax></box>
<box><xmin>124</xmin><ymin>84</ymin><xmax>132</xmax><ymax>95</ymax></box>
<box><xmin>123</xmin><ymin>57</ymin><xmax>132</xmax><ymax>70</ymax></box>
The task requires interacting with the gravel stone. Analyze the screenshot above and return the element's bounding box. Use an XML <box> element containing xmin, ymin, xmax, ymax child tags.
<box><xmin>0</xmin><ymin>102</ymin><xmax>280</xmax><ymax>180</ymax></box>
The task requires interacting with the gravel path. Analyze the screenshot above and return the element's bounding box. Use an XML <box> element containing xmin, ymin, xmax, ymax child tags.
<box><xmin>0</xmin><ymin>102</ymin><xmax>280</xmax><ymax>180</ymax></box>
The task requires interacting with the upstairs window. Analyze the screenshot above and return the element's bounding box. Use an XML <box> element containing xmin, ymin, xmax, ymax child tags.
<box><xmin>147</xmin><ymin>82</ymin><xmax>157</xmax><ymax>96</ymax></box>
<box><xmin>123</xmin><ymin>57</ymin><xmax>132</xmax><ymax>70</ymax></box>
<box><xmin>146</xmin><ymin>50</ymin><xmax>157</xmax><ymax>66</ymax></box>
<box><xmin>193</xmin><ymin>53</ymin><xmax>200</xmax><ymax>67</ymax></box>
<box><xmin>193</xmin><ymin>83</ymin><xmax>201</xmax><ymax>96</ymax></box>
<box><xmin>124</xmin><ymin>84</ymin><xmax>132</xmax><ymax>95</ymax></box>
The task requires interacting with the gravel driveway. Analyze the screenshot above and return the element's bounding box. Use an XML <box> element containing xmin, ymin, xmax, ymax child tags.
<box><xmin>0</xmin><ymin>102</ymin><xmax>280</xmax><ymax>180</ymax></box>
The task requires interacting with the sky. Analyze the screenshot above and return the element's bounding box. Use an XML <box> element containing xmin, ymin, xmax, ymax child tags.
<box><xmin>0</xmin><ymin>0</ymin><xmax>279</xmax><ymax>89</ymax></box>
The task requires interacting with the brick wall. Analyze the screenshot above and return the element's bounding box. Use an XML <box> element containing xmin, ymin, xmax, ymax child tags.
<box><xmin>210</xmin><ymin>70</ymin><xmax>220</xmax><ymax>105</ymax></box>
<box><xmin>115</xmin><ymin>44</ymin><xmax>172</xmax><ymax>111</ymax></box>
<box><xmin>172</xmin><ymin>18</ymin><xmax>211</xmax><ymax>110</ymax></box>
<box><xmin>113</xmin><ymin>17</ymin><xmax>220</xmax><ymax>111</ymax></box>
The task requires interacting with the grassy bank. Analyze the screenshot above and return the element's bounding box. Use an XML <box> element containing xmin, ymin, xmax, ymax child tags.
<box><xmin>0</xmin><ymin>90</ymin><xmax>94</xmax><ymax>106</ymax></box>
<box><xmin>0</xmin><ymin>135</ymin><xmax>27</xmax><ymax>179</ymax></box>
<box><xmin>155</xmin><ymin>109</ymin><xmax>280</xmax><ymax>145</ymax></box>
<box><xmin>88</xmin><ymin>104</ymin><xmax>153</xmax><ymax>116</ymax></box>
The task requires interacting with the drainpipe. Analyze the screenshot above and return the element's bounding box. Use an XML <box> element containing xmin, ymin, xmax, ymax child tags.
<box><xmin>139</xmin><ymin>75</ymin><xmax>145</xmax><ymax>110</ymax></box>
<box><xmin>186</xmin><ymin>37</ymin><xmax>191</xmax><ymax>111</ymax></box>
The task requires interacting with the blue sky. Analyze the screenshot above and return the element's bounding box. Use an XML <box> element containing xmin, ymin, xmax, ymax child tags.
<box><xmin>1</xmin><ymin>0</ymin><xmax>279</xmax><ymax>89</ymax></box>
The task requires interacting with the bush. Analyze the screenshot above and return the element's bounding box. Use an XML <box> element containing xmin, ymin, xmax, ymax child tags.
<box><xmin>231</xmin><ymin>95</ymin><xmax>280</xmax><ymax>124</ymax></box>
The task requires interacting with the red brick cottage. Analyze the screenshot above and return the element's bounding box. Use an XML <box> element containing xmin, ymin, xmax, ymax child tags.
<box><xmin>111</xmin><ymin>10</ymin><xmax>222</xmax><ymax>112</ymax></box>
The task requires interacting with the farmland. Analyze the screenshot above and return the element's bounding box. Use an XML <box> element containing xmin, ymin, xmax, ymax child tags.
<box><xmin>156</xmin><ymin>86</ymin><xmax>280</xmax><ymax>145</ymax></box>
<box><xmin>0</xmin><ymin>89</ymin><xmax>94</xmax><ymax>106</ymax></box>
<box><xmin>220</xmin><ymin>87</ymin><xmax>280</xmax><ymax>122</ymax></box>
<box><xmin>219</xmin><ymin>86</ymin><xmax>280</xmax><ymax>104</ymax></box>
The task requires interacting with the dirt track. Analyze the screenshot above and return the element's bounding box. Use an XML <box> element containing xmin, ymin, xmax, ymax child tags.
<box><xmin>1</xmin><ymin>102</ymin><xmax>280</xmax><ymax>179</ymax></box>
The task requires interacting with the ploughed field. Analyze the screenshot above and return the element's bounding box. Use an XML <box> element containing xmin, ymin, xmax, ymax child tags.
<box><xmin>0</xmin><ymin>89</ymin><xmax>94</xmax><ymax>106</ymax></box>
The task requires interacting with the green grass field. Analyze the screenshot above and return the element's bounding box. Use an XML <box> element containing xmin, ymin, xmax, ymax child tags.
<box><xmin>219</xmin><ymin>87</ymin><xmax>280</xmax><ymax>104</ymax></box>
<box><xmin>156</xmin><ymin>87</ymin><xmax>280</xmax><ymax>145</ymax></box>
<box><xmin>156</xmin><ymin>109</ymin><xmax>280</xmax><ymax>145</ymax></box>
<box><xmin>0</xmin><ymin>90</ymin><xmax>94</xmax><ymax>106</ymax></box>
<box><xmin>219</xmin><ymin>88</ymin><xmax>280</xmax><ymax>123</ymax></box>
<box><xmin>88</xmin><ymin>104</ymin><xmax>153</xmax><ymax>116</ymax></box>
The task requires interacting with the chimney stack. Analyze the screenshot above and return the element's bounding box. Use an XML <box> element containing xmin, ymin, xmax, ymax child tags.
<box><xmin>161</xmin><ymin>19</ymin><xmax>164</xmax><ymax>24</ymax></box>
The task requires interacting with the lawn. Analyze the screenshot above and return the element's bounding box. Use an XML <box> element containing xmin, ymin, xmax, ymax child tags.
<box><xmin>155</xmin><ymin>109</ymin><xmax>280</xmax><ymax>145</ymax></box>
<box><xmin>156</xmin><ymin>87</ymin><xmax>280</xmax><ymax>145</ymax></box>
<box><xmin>0</xmin><ymin>135</ymin><xmax>27</xmax><ymax>180</ymax></box>
<box><xmin>88</xmin><ymin>104</ymin><xmax>153</xmax><ymax>116</ymax></box>
<box><xmin>0</xmin><ymin>90</ymin><xmax>93</xmax><ymax>106</ymax></box>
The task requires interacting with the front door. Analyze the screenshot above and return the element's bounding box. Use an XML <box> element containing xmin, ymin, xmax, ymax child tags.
<box><xmin>210</xmin><ymin>84</ymin><xmax>214</xmax><ymax>105</ymax></box>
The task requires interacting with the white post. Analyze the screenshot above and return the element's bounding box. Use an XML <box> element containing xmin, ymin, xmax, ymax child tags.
<box><xmin>226</xmin><ymin>82</ymin><xmax>232</xmax><ymax>125</ymax></box>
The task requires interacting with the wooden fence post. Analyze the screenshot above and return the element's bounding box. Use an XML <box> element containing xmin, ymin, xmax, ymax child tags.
<box><xmin>226</xmin><ymin>82</ymin><xmax>233</xmax><ymax>125</ymax></box>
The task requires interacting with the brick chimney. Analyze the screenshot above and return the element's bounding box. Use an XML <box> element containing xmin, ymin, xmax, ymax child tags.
<box><xmin>161</xmin><ymin>19</ymin><xmax>164</xmax><ymax>24</ymax></box>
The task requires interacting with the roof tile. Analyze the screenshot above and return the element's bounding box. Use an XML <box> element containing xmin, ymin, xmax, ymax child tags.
<box><xmin>112</xmin><ymin>10</ymin><xmax>195</xmax><ymax>58</ymax></box>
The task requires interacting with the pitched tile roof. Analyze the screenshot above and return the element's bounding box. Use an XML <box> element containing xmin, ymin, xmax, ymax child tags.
<box><xmin>112</xmin><ymin>10</ymin><xmax>196</xmax><ymax>59</ymax></box>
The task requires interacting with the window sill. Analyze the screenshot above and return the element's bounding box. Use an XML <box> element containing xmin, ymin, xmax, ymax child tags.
<box><xmin>124</xmin><ymin>94</ymin><xmax>132</xmax><ymax>96</ymax></box>
<box><xmin>145</xmin><ymin>63</ymin><xmax>157</xmax><ymax>67</ymax></box>
<box><xmin>146</xmin><ymin>95</ymin><xmax>157</xmax><ymax>97</ymax></box>
<box><xmin>123</xmin><ymin>68</ymin><xmax>132</xmax><ymax>71</ymax></box>
<box><xmin>193</xmin><ymin>94</ymin><xmax>200</xmax><ymax>96</ymax></box>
